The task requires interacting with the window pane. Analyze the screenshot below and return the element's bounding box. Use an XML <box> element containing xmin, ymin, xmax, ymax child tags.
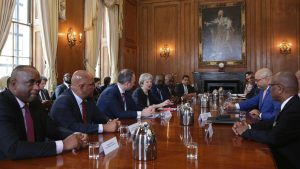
<box><xmin>15</xmin><ymin>57</ymin><xmax>30</xmax><ymax>65</ymax></box>
<box><xmin>13</xmin><ymin>24</ymin><xmax>30</xmax><ymax>58</ymax></box>
<box><xmin>0</xmin><ymin>56</ymin><xmax>13</xmax><ymax>65</ymax></box>
<box><xmin>13</xmin><ymin>0</ymin><xmax>29</xmax><ymax>24</ymax></box>
<box><xmin>0</xmin><ymin>66</ymin><xmax>13</xmax><ymax>77</ymax></box>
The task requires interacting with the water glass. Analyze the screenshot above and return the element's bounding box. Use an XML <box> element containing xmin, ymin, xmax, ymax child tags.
<box><xmin>88</xmin><ymin>142</ymin><xmax>100</xmax><ymax>159</ymax></box>
<box><xmin>239</xmin><ymin>111</ymin><xmax>246</xmax><ymax>122</ymax></box>
<box><xmin>119</xmin><ymin>125</ymin><xmax>129</xmax><ymax>138</ymax></box>
<box><xmin>186</xmin><ymin>142</ymin><xmax>198</xmax><ymax>159</ymax></box>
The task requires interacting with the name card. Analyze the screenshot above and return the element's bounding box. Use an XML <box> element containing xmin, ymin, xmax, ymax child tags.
<box><xmin>100</xmin><ymin>137</ymin><xmax>119</xmax><ymax>155</ymax></box>
<box><xmin>128</xmin><ymin>122</ymin><xmax>140</xmax><ymax>135</ymax></box>
<box><xmin>199</xmin><ymin>112</ymin><xmax>212</xmax><ymax>121</ymax></box>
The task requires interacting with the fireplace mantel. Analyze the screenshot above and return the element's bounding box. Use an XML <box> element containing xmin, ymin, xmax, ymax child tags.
<box><xmin>193</xmin><ymin>72</ymin><xmax>245</xmax><ymax>93</ymax></box>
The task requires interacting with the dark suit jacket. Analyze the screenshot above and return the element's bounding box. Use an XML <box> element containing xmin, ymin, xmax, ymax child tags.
<box><xmin>96</xmin><ymin>84</ymin><xmax>139</xmax><ymax>119</ymax></box>
<box><xmin>132</xmin><ymin>87</ymin><xmax>160</xmax><ymax>110</ymax></box>
<box><xmin>245</xmin><ymin>84</ymin><xmax>260</xmax><ymax>99</ymax></box>
<box><xmin>239</xmin><ymin>87</ymin><xmax>281</xmax><ymax>121</ymax></box>
<box><xmin>163</xmin><ymin>85</ymin><xmax>176</xmax><ymax>98</ymax></box>
<box><xmin>242</xmin><ymin>95</ymin><xmax>300</xmax><ymax>169</ymax></box>
<box><xmin>38</xmin><ymin>89</ymin><xmax>51</xmax><ymax>101</ymax></box>
<box><xmin>0</xmin><ymin>89</ymin><xmax>72</xmax><ymax>160</ymax></box>
<box><xmin>150</xmin><ymin>85</ymin><xmax>169</xmax><ymax>102</ymax></box>
<box><xmin>50</xmin><ymin>89</ymin><xmax>108</xmax><ymax>134</ymax></box>
<box><xmin>51</xmin><ymin>83</ymin><xmax>68</xmax><ymax>100</ymax></box>
<box><xmin>175</xmin><ymin>83</ymin><xmax>195</xmax><ymax>97</ymax></box>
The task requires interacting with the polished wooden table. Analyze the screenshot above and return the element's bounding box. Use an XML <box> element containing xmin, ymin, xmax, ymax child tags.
<box><xmin>0</xmin><ymin>104</ymin><xmax>276</xmax><ymax>169</ymax></box>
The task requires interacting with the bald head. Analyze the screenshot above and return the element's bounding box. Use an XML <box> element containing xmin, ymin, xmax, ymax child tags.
<box><xmin>71</xmin><ymin>70</ymin><xmax>95</xmax><ymax>99</ymax></box>
<box><xmin>295</xmin><ymin>70</ymin><xmax>300</xmax><ymax>92</ymax></box>
<box><xmin>272</xmin><ymin>72</ymin><xmax>298</xmax><ymax>94</ymax></box>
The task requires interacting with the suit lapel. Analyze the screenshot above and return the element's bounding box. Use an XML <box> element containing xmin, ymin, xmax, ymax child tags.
<box><xmin>273</xmin><ymin>95</ymin><xmax>297</xmax><ymax>127</ymax></box>
<box><xmin>68</xmin><ymin>90</ymin><xmax>84</xmax><ymax>122</ymax></box>
<box><xmin>259</xmin><ymin>88</ymin><xmax>270</xmax><ymax>109</ymax></box>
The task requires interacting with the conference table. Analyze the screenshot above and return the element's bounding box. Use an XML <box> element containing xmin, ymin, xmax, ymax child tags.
<box><xmin>0</xmin><ymin>102</ymin><xmax>276</xmax><ymax>169</ymax></box>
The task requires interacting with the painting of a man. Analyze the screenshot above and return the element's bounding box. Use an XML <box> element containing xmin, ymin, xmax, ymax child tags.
<box><xmin>200</xmin><ymin>4</ymin><xmax>244</xmax><ymax>63</ymax></box>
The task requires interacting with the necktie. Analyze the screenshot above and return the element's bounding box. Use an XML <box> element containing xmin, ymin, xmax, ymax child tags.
<box><xmin>184</xmin><ymin>85</ymin><xmax>188</xmax><ymax>95</ymax></box>
<box><xmin>41</xmin><ymin>90</ymin><xmax>46</xmax><ymax>100</ymax></box>
<box><xmin>121</xmin><ymin>93</ymin><xmax>127</xmax><ymax>111</ymax></box>
<box><xmin>262</xmin><ymin>89</ymin><xmax>267</xmax><ymax>100</ymax></box>
<box><xmin>81</xmin><ymin>101</ymin><xmax>87</xmax><ymax>124</ymax></box>
<box><xmin>23</xmin><ymin>104</ymin><xmax>35</xmax><ymax>142</ymax></box>
<box><xmin>157</xmin><ymin>88</ymin><xmax>163</xmax><ymax>101</ymax></box>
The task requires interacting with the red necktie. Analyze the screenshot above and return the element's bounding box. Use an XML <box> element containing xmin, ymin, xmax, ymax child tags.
<box><xmin>81</xmin><ymin>101</ymin><xmax>87</xmax><ymax>124</ymax></box>
<box><xmin>121</xmin><ymin>93</ymin><xmax>126</xmax><ymax>110</ymax></box>
<box><xmin>23</xmin><ymin>104</ymin><xmax>35</xmax><ymax>142</ymax></box>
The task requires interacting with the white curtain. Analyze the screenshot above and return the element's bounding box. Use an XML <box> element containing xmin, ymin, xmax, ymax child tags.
<box><xmin>84</xmin><ymin>0</ymin><xmax>104</xmax><ymax>76</ymax></box>
<box><xmin>0</xmin><ymin>0</ymin><xmax>16</xmax><ymax>52</ymax></box>
<box><xmin>36</xmin><ymin>0</ymin><xmax>58</xmax><ymax>92</ymax></box>
<box><xmin>104</xmin><ymin>0</ymin><xmax>123</xmax><ymax>82</ymax></box>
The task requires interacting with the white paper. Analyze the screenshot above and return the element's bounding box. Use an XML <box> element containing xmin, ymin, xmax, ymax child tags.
<box><xmin>100</xmin><ymin>137</ymin><xmax>119</xmax><ymax>155</ymax></box>
<box><xmin>208</xmin><ymin>123</ymin><xmax>214</xmax><ymax>137</ymax></box>
<box><xmin>199</xmin><ymin>112</ymin><xmax>212</xmax><ymax>121</ymax></box>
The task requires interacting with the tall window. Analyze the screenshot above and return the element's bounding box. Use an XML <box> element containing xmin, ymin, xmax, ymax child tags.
<box><xmin>0</xmin><ymin>0</ymin><xmax>32</xmax><ymax>77</ymax></box>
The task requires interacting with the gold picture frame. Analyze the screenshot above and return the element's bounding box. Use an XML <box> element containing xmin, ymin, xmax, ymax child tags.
<box><xmin>199</xmin><ymin>1</ymin><xmax>246</xmax><ymax>67</ymax></box>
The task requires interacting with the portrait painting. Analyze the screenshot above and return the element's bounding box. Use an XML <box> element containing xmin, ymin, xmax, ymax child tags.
<box><xmin>199</xmin><ymin>1</ymin><xmax>245</xmax><ymax>67</ymax></box>
<box><xmin>59</xmin><ymin>0</ymin><xmax>66</xmax><ymax>21</ymax></box>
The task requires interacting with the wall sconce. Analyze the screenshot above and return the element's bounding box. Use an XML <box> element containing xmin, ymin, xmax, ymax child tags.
<box><xmin>160</xmin><ymin>44</ymin><xmax>171</xmax><ymax>59</ymax></box>
<box><xmin>279</xmin><ymin>40</ymin><xmax>292</xmax><ymax>55</ymax></box>
<box><xmin>67</xmin><ymin>28</ymin><xmax>82</xmax><ymax>47</ymax></box>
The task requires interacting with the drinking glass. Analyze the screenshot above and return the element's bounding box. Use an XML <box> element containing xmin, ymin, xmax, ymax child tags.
<box><xmin>119</xmin><ymin>125</ymin><xmax>129</xmax><ymax>138</ymax></box>
<box><xmin>239</xmin><ymin>111</ymin><xmax>246</xmax><ymax>122</ymax></box>
<box><xmin>186</xmin><ymin>142</ymin><xmax>198</xmax><ymax>160</ymax></box>
<box><xmin>88</xmin><ymin>142</ymin><xmax>100</xmax><ymax>159</ymax></box>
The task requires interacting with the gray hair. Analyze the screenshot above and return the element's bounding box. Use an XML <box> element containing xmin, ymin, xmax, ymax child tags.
<box><xmin>256</xmin><ymin>68</ymin><xmax>272</xmax><ymax>78</ymax></box>
<box><xmin>118</xmin><ymin>69</ymin><xmax>134</xmax><ymax>84</ymax></box>
<box><xmin>139</xmin><ymin>73</ymin><xmax>153</xmax><ymax>86</ymax></box>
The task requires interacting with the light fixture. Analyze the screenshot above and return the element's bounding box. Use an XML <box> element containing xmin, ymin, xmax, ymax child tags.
<box><xmin>279</xmin><ymin>40</ymin><xmax>291</xmax><ymax>55</ymax></box>
<box><xmin>160</xmin><ymin>44</ymin><xmax>170</xmax><ymax>59</ymax></box>
<box><xmin>67</xmin><ymin>28</ymin><xmax>82</xmax><ymax>47</ymax></box>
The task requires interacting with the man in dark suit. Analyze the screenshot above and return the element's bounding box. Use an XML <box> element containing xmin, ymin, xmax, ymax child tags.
<box><xmin>164</xmin><ymin>74</ymin><xmax>176</xmax><ymax>98</ymax></box>
<box><xmin>175</xmin><ymin>75</ymin><xmax>195</xmax><ymax>99</ymax></box>
<box><xmin>38</xmin><ymin>76</ymin><xmax>52</xmax><ymax>113</ymax></box>
<box><xmin>51</xmin><ymin>73</ymin><xmax>71</xmax><ymax>100</ymax></box>
<box><xmin>0</xmin><ymin>65</ymin><xmax>87</xmax><ymax>160</ymax></box>
<box><xmin>97</xmin><ymin>69</ymin><xmax>155</xmax><ymax>119</ymax></box>
<box><xmin>50</xmin><ymin>70</ymin><xmax>119</xmax><ymax>134</ymax></box>
<box><xmin>151</xmin><ymin>74</ymin><xmax>169</xmax><ymax>102</ymax></box>
<box><xmin>232</xmin><ymin>72</ymin><xmax>300</xmax><ymax>169</ymax></box>
<box><xmin>225</xmin><ymin>68</ymin><xmax>281</xmax><ymax>121</ymax></box>
<box><xmin>244</xmin><ymin>71</ymin><xmax>260</xmax><ymax>99</ymax></box>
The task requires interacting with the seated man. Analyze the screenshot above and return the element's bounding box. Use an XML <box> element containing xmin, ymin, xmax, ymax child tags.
<box><xmin>225</xmin><ymin>68</ymin><xmax>281</xmax><ymax>121</ymax></box>
<box><xmin>244</xmin><ymin>71</ymin><xmax>259</xmax><ymax>99</ymax></box>
<box><xmin>232</xmin><ymin>72</ymin><xmax>300</xmax><ymax>169</ymax></box>
<box><xmin>38</xmin><ymin>76</ymin><xmax>52</xmax><ymax>112</ymax></box>
<box><xmin>97</xmin><ymin>69</ymin><xmax>155</xmax><ymax>119</ymax></box>
<box><xmin>175</xmin><ymin>75</ymin><xmax>196</xmax><ymax>100</ymax></box>
<box><xmin>151</xmin><ymin>74</ymin><xmax>169</xmax><ymax>102</ymax></box>
<box><xmin>0</xmin><ymin>65</ymin><xmax>87</xmax><ymax>160</ymax></box>
<box><xmin>50</xmin><ymin>70</ymin><xmax>119</xmax><ymax>134</ymax></box>
<box><xmin>164</xmin><ymin>73</ymin><xmax>176</xmax><ymax>98</ymax></box>
<box><xmin>295</xmin><ymin>70</ymin><xmax>300</xmax><ymax>96</ymax></box>
<box><xmin>51</xmin><ymin>73</ymin><xmax>71</xmax><ymax>100</ymax></box>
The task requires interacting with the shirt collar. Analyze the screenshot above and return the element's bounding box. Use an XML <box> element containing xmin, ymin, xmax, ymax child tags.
<box><xmin>117</xmin><ymin>83</ymin><xmax>125</xmax><ymax>94</ymax></box>
<box><xmin>71</xmin><ymin>90</ymin><xmax>83</xmax><ymax>105</ymax></box>
<box><xmin>280</xmin><ymin>96</ymin><xmax>293</xmax><ymax>111</ymax></box>
<box><xmin>64</xmin><ymin>82</ymin><xmax>70</xmax><ymax>88</ymax></box>
<box><xmin>15</xmin><ymin>97</ymin><xmax>25</xmax><ymax>109</ymax></box>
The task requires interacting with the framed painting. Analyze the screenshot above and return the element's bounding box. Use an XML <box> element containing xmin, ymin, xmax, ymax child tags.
<box><xmin>199</xmin><ymin>1</ymin><xmax>245</xmax><ymax>67</ymax></box>
<box><xmin>59</xmin><ymin>0</ymin><xmax>66</xmax><ymax>21</ymax></box>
